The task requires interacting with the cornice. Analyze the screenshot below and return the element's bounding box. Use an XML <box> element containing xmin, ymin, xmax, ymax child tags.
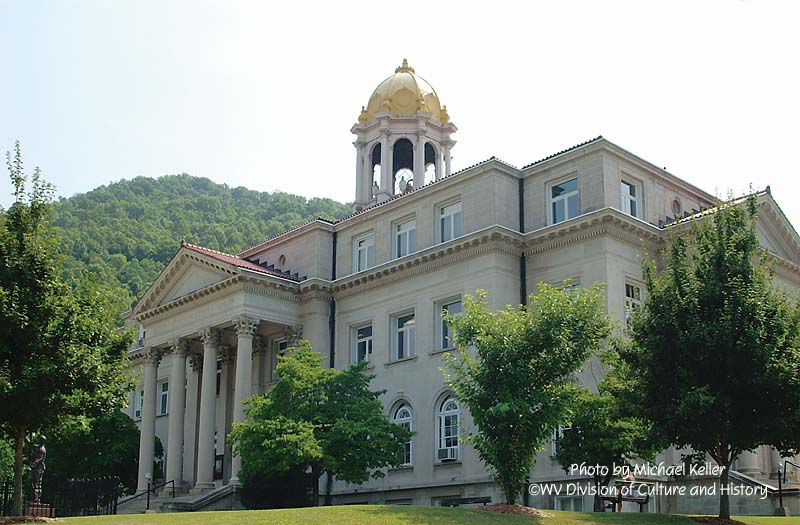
<box><xmin>524</xmin><ymin>208</ymin><xmax>663</xmax><ymax>257</ymax></box>
<box><xmin>332</xmin><ymin>226</ymin><xmax>524</xmax><ymax>298</ymax></box>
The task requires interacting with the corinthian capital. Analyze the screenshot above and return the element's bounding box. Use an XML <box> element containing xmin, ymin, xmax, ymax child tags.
<box><xmin>200</xmin><ymin>327</ymin><xmax>220</xmax><ymax>347</ymax></box>
<box><xmin>143</xmin><ymin>347</ymin><xmax>163</xmax><ymax>365</ymax></box>
<box><xmin>171</xmin><ymin>338</ymin><xmax>190</xmax><ymax>358</ymax></box>
<box><xmin>234</xmin><ymin>316</ymin><xmax>259</xmax><ymax>337</ymax></box>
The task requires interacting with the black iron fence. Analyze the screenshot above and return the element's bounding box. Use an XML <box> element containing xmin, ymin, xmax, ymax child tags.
<box><xmin>1</xmin><ymin>476</ymin><xmax>121</xmax><ymax>517</ymax></box>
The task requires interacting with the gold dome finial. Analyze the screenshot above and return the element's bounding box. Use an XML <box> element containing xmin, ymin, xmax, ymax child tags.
<box><xmin>395</xmin><ymin>58</ymin><xmax>415</xmax><ymax>73</ymax></box>
<box><xmin>358</xmin><ymin>105</ymin><xmax>369</xmax><ymax>125</ymax></box>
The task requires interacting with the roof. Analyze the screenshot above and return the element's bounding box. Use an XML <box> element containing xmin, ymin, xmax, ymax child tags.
<box><xmin>181</xmin><ymin>240</ymin><xmax>301</xmax><ymax>281</ymax></box>
<box><xmin>521</xmin><ymin>136</ymin><xmax>604</xmax><ymax>169</ymax></box>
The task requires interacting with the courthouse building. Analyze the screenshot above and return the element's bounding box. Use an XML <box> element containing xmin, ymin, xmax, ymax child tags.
<box><xmin>124</xmin><ymin>60</ymin><xmax>800</xmax><ymax>512</ymax></box>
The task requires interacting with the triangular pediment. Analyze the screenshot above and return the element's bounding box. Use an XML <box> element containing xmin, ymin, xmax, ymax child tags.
<box><xmin>132</xmin><ymin>246</ymin><xmax>239</xmax><ymax>317</ymax></box>
<box><xmin>757</xmin><ymin>195</ymin><xmax>800</xmax><ymax>266</ymax></box>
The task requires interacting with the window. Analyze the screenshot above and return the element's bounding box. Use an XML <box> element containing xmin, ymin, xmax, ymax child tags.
<box><xmin>134</xmin><ymin>389</ymin><xmax>144</xmax><ymax>420</ymax></box>
<box><xmin>439</xmin><ymin>202</ymin><xmax>462</xmax><ymax>243</ymax></box>
<box><xmin>559</xmin><ymin>279</ymin><xmax>580</xmax><ymax>294</ymax></box>
<box><xmin>438</xmin><ymin>300</ymin><xmax>462</xmax><ymax>350</ymax></box>
<box><xmin>354</xmin><ymin>233</ymin><xmax>375</xmax><ymax>272</ymax></box>
<box><xmin>394</xmin><ymin>313</ymin><xmax>416</xmax><ymax>360</ymax></box>
<box><xmin>392</xmin><ymin>403</ymin><xmax>413</xmax><ymax>466</ymax></box>
<box><xmin>395</xmin><ymin>218</ymin><xmax>416</xmax><ymax>258</ymax></box>
<box><xmin>550</xmin><ymin>177</ymin><xmax>579</xmax><ymax>224</ymax></box>
<box><xmin>158</xmin><ymin>381</ymin><xmax>169</xmax><ymax>416</ymax></box>
<box><xmin>620</xmin><ymin>180</ymin><xmax>639</xmax><ymax>217</ymax></box>
<box><xmin>437</xmin><ymin>397</ymin><xmax>460</xmax><ymax>461</ymax></box>
<box><xmin>216</xmin><ymin>360</ymin><xmax>222</xmax><ymax>396</ymax></box>
<box><xmin>625</xmin><ymin>281</ymin><xmax>642</xmax><ymax>326</ymax></box>
<box><xmin>271</xmin><ymin>340</ymin><xmax>289</xmax><ymax>381</ymax></box>
<box><xmin>354</xmin><ymin>325</ymin><xmax>373</xmax><ymax>363</ymax></box>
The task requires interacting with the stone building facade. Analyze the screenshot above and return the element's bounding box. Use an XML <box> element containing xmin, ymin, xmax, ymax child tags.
<box><xmin>124</xmin><ymin>60</ymin><xmax>800</xmax><ymax>512</ymax></box>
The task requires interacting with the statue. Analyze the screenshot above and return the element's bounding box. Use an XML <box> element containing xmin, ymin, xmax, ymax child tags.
<box><xmin>397</xmin><ymin>175</ymin><xmax>407</xmax><ymax>194</ymax></box>
<box><xmin>29</xmin><ymin>435</ymin><xmax>47</xmax><ymax>503</ymax></box>
<box><xmin>372</xmin><ymin>180</ymin><xmax>379</xmax><ymax>198</ymax></box>
<box><xmin>405</xmin><ymin>178</ymin><xmax>414</xmax><ymax>192</ymax></box>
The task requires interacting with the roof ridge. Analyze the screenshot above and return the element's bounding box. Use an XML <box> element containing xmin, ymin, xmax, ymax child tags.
<box><xmin>521</xmin><ymin>136</ymin><xmax>604</xmax><ymax>169</ymax></box>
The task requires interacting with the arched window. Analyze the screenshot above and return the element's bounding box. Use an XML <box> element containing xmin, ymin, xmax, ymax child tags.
<box><xmin>392</xmin><ymin>403</ymin><xmax>413</xmax><ymax>466</ymax></box>
<box><xmin>437</xmin><ymin>396</ymin><xmax>460</xmax><ymax>461</ymax></box>
<box><xmin>424</xmin><ymin>142</ymin><xmax>437</xmax><ymax>185</ymax></box>
<box><xmin>370</xmin><ymin>143</ymin><xmax>382</xmax><ymax>194</ymax></box>
<box><xmin>392</xmin><ymin>138</ymin><xmax>414</xmax><ymax>193</ymax></box>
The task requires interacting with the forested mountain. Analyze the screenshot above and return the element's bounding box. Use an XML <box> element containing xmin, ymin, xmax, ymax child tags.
<box><xmin>52</xmin><ymin>174</ymin><xmax>350</xmax><ymax>315</ymax></box>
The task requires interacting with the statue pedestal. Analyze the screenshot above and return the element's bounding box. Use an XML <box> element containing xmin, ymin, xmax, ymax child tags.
<box><xmin>26</xmin><ymin>503</ymin><xmax>53</xmax><ymax>517</ymax></box>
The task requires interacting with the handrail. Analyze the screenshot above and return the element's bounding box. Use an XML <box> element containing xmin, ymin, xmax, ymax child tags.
<box><xmin>778</xmin><ymin>460</ymin><xmax>799</xmax><ymax>509</ymax></box>
<box><xmin>117</xmin><ymin>480</ymin><xmax>175</xmax><ymax>509</ymax></box>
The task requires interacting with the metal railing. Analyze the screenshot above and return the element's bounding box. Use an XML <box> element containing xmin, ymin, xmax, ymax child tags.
<box><xmin>117</xmin><ymin>480</ymin><xmax>175</xmax><ymax>512</ymax></box>
<box><xmin>777</xmin><ymin>460</ymin><xmax>799</xmax><ymax>509</ymax></box>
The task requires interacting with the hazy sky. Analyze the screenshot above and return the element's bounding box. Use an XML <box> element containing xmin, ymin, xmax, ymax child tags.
<box><xmin>2</xmin><ymin>1</ymin><xmax>798</xmax><ymax>228</ymax></box>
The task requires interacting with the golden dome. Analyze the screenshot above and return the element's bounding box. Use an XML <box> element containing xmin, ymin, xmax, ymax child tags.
<box><xmin>358</xmin><ymin>59</ymin><xmax>450</xmax><ymax>125</ymax></box>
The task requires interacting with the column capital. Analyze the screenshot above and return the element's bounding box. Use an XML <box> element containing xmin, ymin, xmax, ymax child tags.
<box><xmin>252</xmin><ymin>335</ymin><xmax>268</xmax><ymax>356</ymax></box>
<box><xmin>171</xmin><ymin>338</ymin><xmax>190</xmax><ymax>358</ymax></box>
<box><xmin>219</xmin><ymin>345</ymin><xmax>236</xmax><ymax>364</ymax></box>
<box><xmin>281</xmin><ymin>325</ymin><xmax>304</xmax><ymax>347</ymax></box>
<box><xmin>189</xmin><ymin>352</ymin><xmax>204</xmax><ymax>372</ymax></box>
<box><xmin>200</xmin><ymin>327</ymin><xmax>220</xmax><ymax>346</ymax></box>
<box><xmin>233</xmin><ymin>316</ymin><xmax>259</xmax><ymax>337</ymax></box>
<box><xmin>143</xmin><ymin>347</ymin><xmax>163</xmax><ymax>365</ymax></box>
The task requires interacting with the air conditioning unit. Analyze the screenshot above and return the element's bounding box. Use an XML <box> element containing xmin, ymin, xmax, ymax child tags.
<box><xmin>437</xmin><ymin>447</ymin><xmax>458</xmax><ymax>462</ymax></box>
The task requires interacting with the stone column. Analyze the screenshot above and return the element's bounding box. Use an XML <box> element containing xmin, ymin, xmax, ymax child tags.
<box><xmin>737</xmin><ymin>449</ymin><xmax>761</xmax><ymax>476</ymax></box>
<box><xmin>444</xmin><ymin>143</ymin><xmax>452</xmax><ymax>178</ymax></box>
<box><xmin>230</xmin><ymin>316</ymin><xmax>258</xmax><ymax>485</ymax></box>
<box><xmin>194</xmin><ymin>328</ymin><xmax>219</xmax><ymax>492</ymax></box>
<box><xmin>183</xmin><ymin>353</ymin><xmax>202</xmax><ymax>486</ymax></box>
<box><xmin>354</xmin><ymin>141</ymin><xmax>365</xmax><ymax>204</ymax></box>
<box><xmin>413</xmin><ymin>134</ymin><xmax>424</xmax><ymax>188</ymax></box>
<box><xmin>770</xmin><ymin>447</ymin><xmax>782</xmax><ymax>479</ymax></box>
<box><xmin>136</xmin><ymin>348</ymin><xmax>161</xmax><ymax>493</ymax></box>
<box><xmin>251</xmin><ymin>335</ymin><xmax>266</xmax><ymax>396</ymax></box>
<box><xmin>378</xmin><ymin>132</ymin><xmax>391</xmax><ymax>202</ymax></box>
<box><xmin>165</xmin><ymin>339</ymin><xmax>188</xmax><ymax>485</ymax></box>
<box><xmin>218</xmin><ymin>346</ymin><xmax>234</xmax><ymax>483</ymax></box>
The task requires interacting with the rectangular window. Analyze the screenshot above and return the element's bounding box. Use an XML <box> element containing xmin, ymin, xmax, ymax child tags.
<box><xmin>395</xmin><ymin>219</ymin><xmax>416</xmax><ymax>258</ymax></box>
<box><xmin>556</xmin><ymin>496</ymin><xmax>584</xmax><ymax>512</ymax></box>
<box><xmin>551</xmin><ymin>425</ymin><xmax>572</xmax><ymax>455</ymax></box>
<box><xmin>354</xmin><ymin>234</ymin><xmax>375</xmax><ymax>272</ymax></box>
<box><xmin>550</xmin><ymin>177</ymin><xmax>579</xmax><ymax>224</ymax></box>
<box><xmin>439</xmin><ymin>202</ymin><xmax>462</xmax><ymax>243</ymax></box>
<box><xmin>621</xmin><ymin>180</ymin><xmax>638</xmax><ymax>217</ymax></box>
<box><xmin>438</xmin><ymin>300</ymin><xmax>462</xmax><ymax>350</ymax></box>
<box><xmin>354</xmin><ymin>325</ymin><xmax>373</xmax><ymax>363</ymax></box>
<box><xmin>158</xmin><ymin>381</ymin><xmax>169</xmax><ymax>416</ymax></box>
<box><xmin>394</xmin><ymin>313</ymin><xmax>416</xmax><ymax>360</ymax></box>
<box><xmin>271</xmin><ymin>340</ymin><xmax>289</xmax><ymax>382</ymax></box>
<box><xmin>625</xmin><ymin>281</ymin><xmax>642</xmax><ymax>326</ymax></box>
<box><xmin>134</xmin><ymin>390</ymin><xmax>144</xmax><ymax>420</ymax></box>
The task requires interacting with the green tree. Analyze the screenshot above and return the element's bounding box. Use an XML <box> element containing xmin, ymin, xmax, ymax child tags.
<box><xmin>229</xmin><ymin>341</ymin><xmax>413</xmax><ymax>507</ymax></box>
<box><xmin>45</xmin><ymin>412</ymin><xmax>142</xmax><ymax>494</ymax></box>
<box><xmin>613</xmin><ymin>195</ymin><xmax>800</xmax><ymax>519</ymax></box>
<box><xmin>0</xmin><ymin>143</ymin><xmax>132</xmax><ymax>514</ymax></box>
<box><xmin>554</xmin><ymin>386</ymin><xmax>657</xmax><ymax>511</ymax></box>
<box><xmin>442</xmin><ymin>286</ymin><xmax>611</xmax><ymax>505</ymax></box>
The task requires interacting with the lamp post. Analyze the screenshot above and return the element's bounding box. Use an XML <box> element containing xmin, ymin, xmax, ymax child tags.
<box><xmin>145</xmin><ymin>473</ymin><xmax>151</xmax><ymax>511</ymax></box>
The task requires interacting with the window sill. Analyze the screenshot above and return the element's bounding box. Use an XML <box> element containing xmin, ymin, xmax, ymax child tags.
<box><xmin>385</xmin><ymin>356</ymin><xmax>418</xmax><ymax>367</ymax></box>
<box><xmin>429</xmin><ymin>347</ymin><xmax>456</xmax><ymax>356</ymax></box>
<box><xmin>434</xmin><ymin>460</ymin><xmax>462</xmax><ymax>467</ymax></box>
<box><xmin>157</xmin><ymin>413</ymin><xmax>168</xmax><ymax>418</ymax></box>
<box><xmin>389</xmin><ymin>465</ymin><xmax>414</xmax><ymax>472</ymax></box>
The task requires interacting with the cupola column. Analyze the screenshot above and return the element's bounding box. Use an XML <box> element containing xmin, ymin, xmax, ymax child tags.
<box><xmin>444</xmin><ymin>143</ymin><xmax>452</xmax><ymax>178</ymax></box>
<box><xmin>413</xmin><ymin>134</ymin><xmax>425</xmax><ymax>189</ymax></box>
<box><xmin>354</xmin><ymin>142</ymin><xmax>364</xmax><ymax>205</ymax></box>
<box><xmin>378</xmin><ymin>132</ymin><xmax>391</xmax><ymax>202</ymax></box>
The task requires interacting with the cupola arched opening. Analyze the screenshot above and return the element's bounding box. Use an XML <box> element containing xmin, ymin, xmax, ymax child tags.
<box><xmin>424</xmin><ymin>142</ymin><xmax>438</xmax><ymax>185</ymax></box>
<box><xmin>370</xmin><ymin>143</ymin><xmax>382</xmax><ymax>196</ymax></box>
<box><xmin>393</xmin><ymin>138</ymin><xmax>414</xmax><ymax>194</ymax></box>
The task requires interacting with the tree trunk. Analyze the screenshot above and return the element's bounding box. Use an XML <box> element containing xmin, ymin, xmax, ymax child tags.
<box><xmin>593</xmin><ymin>476</ymin><xmax>604</xmax><ymax>512</ymax></box>
<box><xmin>324</xmin><ymin>471</ymin><xmax>333</xmax><ymax>506</ymax></box>
<box><xmin>311</xmin><ymin>465</ymin><xmax>320</xmax><ymax>507</ymax></box>
<box><xmin>719</xmin><ymin>465</ymin><xmax>731</xmax><ymax>520</ymax></box>
<box><xmin>13</xmin><ymin>427</ymin><xmax>25</xmax><ymax>516</ymax></box>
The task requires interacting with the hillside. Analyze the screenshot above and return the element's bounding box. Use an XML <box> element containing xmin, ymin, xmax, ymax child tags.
<box><xmin>51</xmin><ymin>174</ymin><xmax>351</xmax><ymax>314</ymax></box>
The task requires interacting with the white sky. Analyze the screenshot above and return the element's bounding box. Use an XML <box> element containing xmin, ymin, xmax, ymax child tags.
<box><xmin>1</xmin><ymin>0</ymin><xmax>798</xmax><ymax>228</ymax></box>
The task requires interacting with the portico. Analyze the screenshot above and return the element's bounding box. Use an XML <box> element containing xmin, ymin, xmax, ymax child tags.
<box><xmin>127</xmin><ymin>240</ymin><xmax>329</xmax><ymax>495</ymax></box>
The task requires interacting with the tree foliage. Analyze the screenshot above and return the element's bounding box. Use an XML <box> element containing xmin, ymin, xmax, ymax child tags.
<box><xmin>44</xmin><ymin>412</ymin><xmax>142</xmax><ymax>494</ymax></box>
<box><xmin>50</xmin><ymin>174</ymin><xmax>351</xmax><ymax>315</ymax></box>
<box><xmin>229</xmin><ymin>341</ymin><xmax>413</xmax><ymax>506</ymax></box>
<box><xmin>442</xmin><ymin>286</ymin><xmax>611</xmax><ymax>504</ymax></box>
<box><xmin>0</xmin><ymin>142</ymin><xmax>132</xmax><ymax>513</ymax></box>
<box><xmin>554</xmin><ymin>386</ymin><xmax>658</xmax><ymax>511</ymax></box>
<box><xmin>611</xmin><ymin>195</ymin><xmax>800</xmax><ymax>519</ymax></box>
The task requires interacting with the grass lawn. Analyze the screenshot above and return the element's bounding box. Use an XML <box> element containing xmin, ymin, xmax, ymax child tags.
<box><xmin>57</xmin><ymin>506</ymin><xmax>800</xmax><ymax>525</ymax></box>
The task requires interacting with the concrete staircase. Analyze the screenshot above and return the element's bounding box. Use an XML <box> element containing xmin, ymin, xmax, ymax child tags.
<box><xmin>116</xmin><ymin>484</ymin><xmax>243</xmax><ymax>514</ymax></box>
